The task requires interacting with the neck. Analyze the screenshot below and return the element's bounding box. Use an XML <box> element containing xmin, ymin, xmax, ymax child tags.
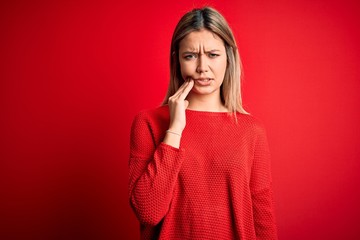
<box><xmin>186</xmin><ymin>92</ymin><xmax>228</xmax><ymax>112</ymax></box>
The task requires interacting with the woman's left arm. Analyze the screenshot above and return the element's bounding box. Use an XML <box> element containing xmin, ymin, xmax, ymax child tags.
<box><xmin>250</xmin><ymin>124</ymin><xmax>279</xmax><ymax>240</ymax></box>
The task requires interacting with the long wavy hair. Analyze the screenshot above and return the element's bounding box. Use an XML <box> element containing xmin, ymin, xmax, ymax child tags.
<box><xmin>162</xmin><ymin>7</ymin><xmax>248</xmax><ymax>114</ymax></box>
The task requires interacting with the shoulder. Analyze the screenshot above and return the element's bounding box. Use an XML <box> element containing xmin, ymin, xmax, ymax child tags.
<box><xmin>133</xmin><ymin>105</ymin><xmax>169</xmax><ymax>121</ymax></box>
<box><xmin>235</xmin><ymin>113</ymin><xmax>267</xmax><ymax>137</ymax></box>
<box><xmin>132</xmin><ymin>105</ymin><xmax>170</xmax><ymax>128</ymax></box>
<box><xmin>131</xmin><ymin>106</ymin><xmax>170</xmax><ymax>144</ymax></box>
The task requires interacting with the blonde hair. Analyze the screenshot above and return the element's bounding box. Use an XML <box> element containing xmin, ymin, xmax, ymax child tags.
<box><xmin>162</xmin><ymin>6</ymin><xmax>248</xmax><ymax>114</ymax></box>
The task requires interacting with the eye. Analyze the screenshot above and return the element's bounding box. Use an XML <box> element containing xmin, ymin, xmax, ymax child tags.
<box><xmin>184</xmin><ymin>54</ymin><xmax>196</xmax><ymax>60</ymax></box>
<box><xmin>208</xmin><ymin>53</ymin><xmax>220</xmax><ymax>58</ymax></box>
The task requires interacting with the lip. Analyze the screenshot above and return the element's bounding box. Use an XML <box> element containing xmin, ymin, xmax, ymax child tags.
<box><xmin>194</xmin><ymin>78</ymin><xmax>213</xmax><ymax>86</ymax></box>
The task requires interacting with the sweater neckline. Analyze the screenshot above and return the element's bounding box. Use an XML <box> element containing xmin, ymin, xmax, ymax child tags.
<box><xmin>185</xmin><ymin>109</ymin><xmax>232</xmax><ymax>115</ymax></box>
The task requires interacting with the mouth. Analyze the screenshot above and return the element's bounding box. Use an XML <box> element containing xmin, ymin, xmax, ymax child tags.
<box><xmin>194</xmin><ymin>78</ymin><xmax>213</xmax><ymax>86</ymax></box>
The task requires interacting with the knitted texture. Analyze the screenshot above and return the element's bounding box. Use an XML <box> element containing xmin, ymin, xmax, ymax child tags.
<box><xmin>129</xmin><ymin>106</ymin><xmax>278</xmax><ymax>240</ymax></box>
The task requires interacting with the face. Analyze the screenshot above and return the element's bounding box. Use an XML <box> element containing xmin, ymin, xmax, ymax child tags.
<box><xmin>178</xmin><ymin>29</ymin><xmax>227</xmax><ymax>97</ymax></box>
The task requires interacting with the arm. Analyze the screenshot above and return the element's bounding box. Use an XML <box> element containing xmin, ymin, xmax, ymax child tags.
<box><xmin>128</xmin><ymin>80</ymin><xmax>194</xmax><ymax>226</ymax></box>
<box><xmin>250</xmin><ymin>124</ymin><xmax>278</xmax><ymax>239</ymax></box>
<box><xmin>128</xmin><ymin>113</ymin><xmax>185</xmax><ymax>226</ymax></box>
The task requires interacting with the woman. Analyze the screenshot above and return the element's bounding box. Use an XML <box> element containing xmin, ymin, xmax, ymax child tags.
<box><xmin>129</xmin><ymin>7</ymin><xmax>278</xmax><ymax>240</ymax></box>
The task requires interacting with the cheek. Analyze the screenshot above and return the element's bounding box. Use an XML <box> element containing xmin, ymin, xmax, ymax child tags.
<box><xmin>180</xmin><ymin>61</ymin><xmax>195</xmax><ymax>77</ymax></box>
<box><xmin>214</xmin><ymin>59</ymin><xmax>227</xmax><ymax>77</ymax></box>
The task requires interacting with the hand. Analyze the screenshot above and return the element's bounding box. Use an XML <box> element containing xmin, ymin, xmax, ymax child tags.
<box><xmin>167</xmin><ymin>79</ymin><xmax>194</xmax><ymax>134</ymax></box>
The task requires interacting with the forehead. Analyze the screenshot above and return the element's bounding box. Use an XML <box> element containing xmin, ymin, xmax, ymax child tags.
<box><xmin>179</xmin><ymin>29</ymin><xmax>225</xmax><ymax>51</ymax></box>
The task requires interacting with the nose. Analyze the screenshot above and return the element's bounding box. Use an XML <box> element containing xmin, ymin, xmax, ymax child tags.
<box><xmin>196</xmin><ymin>54</ymin><xmax>209</xmax><ymax>73</ymax></box>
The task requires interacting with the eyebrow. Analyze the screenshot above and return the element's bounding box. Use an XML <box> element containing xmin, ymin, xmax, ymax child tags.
<box><xmin>181</xmin><ymin>49</ymin><xmax>221</xmax><ymax>54</ymax></box>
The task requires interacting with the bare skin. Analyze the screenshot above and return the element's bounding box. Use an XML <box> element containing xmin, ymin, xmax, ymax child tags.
<box><xmin>163</xmin><ymin>79</ymin><xmax>194</xmax><ymax>149</ymax></box>
<box><xmin>163</xmin><ymin>29</ymin><xmax>228</xmax><ymax>149</ymax></box>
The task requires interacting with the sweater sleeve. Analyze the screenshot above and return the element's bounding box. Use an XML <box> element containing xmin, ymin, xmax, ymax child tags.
<box><xmin>250</xmin><ymin>124</ymin><xmax>278</xmax><ymax>240</ymax></box>
<box><xmin>128</xmin><ymin>112</ymin><xmax>185</xmax><ymax>226</ymax></box>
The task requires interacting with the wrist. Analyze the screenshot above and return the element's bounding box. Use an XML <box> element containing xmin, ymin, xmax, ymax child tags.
<box><xmin>167</xmin><ymin>126</ymin><xmax>183</xmax><ymax>134</ymax></box>
<box><xmin>166</xmin><ymin>129</ymin><xmax>182</xmax><ymax>137</ymax></box>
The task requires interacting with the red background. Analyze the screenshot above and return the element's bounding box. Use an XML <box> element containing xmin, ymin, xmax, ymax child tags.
<box><xmin>1</xmin><ymin>0</ymin><xmax>360</xmax><ymax>239</ymax></box>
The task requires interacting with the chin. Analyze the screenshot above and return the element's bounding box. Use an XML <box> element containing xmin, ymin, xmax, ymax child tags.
<box><xmin>192</xmin><ymin>87</ymin><xmax>218</xmax><ymax>95</ymax></box>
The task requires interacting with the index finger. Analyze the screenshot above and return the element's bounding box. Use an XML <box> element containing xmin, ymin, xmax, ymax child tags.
<box><xmin>179</xmin><ymin>79</ymin><xmax>194</xmax><ymax>100</ymax></box>
<box><xmin>171</xmin><ymin>80</ymin><xmax>190</xmax><ymax>99</ymax></box>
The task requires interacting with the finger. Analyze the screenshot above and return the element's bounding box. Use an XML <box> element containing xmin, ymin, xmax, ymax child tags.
<box><xmin>184</xmin><ymin>100</ymin><xmax>189</xmax><ymax>109</ymax></box>
<box><xmin>172</xmin><ymin>80</ymin><xmax>189</xmax><ymax>99</ymax></box>
<box><xmin>175</xmin><ymin>78</ymin><xmax>192</xmax><ymax>94</ymax></box>
<box><xmin>179</xmin><ymin>79</ymin><xmax>194</xmax><ymax>100</ymax></box>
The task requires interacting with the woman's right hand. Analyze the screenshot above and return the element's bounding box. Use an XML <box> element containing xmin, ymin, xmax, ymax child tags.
<box><xmin>167</xmin><ymin>79</ymin><xmax>194</xmax><ymax>135</ymax></box>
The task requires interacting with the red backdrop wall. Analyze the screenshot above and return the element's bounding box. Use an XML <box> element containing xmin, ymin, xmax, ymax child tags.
<box><xmin>1</xmin><ymin>0</ymin><xmax>359</xmax><ymax>239</ymax></box>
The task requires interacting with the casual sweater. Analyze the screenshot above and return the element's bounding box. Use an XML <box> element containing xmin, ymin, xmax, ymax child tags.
<box><xmin>129</xmin><ymin>105</ymin><xmax>278</xmax><ymax>240</ymax></box>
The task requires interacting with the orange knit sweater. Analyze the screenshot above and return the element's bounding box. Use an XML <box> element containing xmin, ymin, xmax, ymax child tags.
<box><xmin>129</xmin><ymin>106</ymin><xmax>278</xmax><ymax>239</ymax></box>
